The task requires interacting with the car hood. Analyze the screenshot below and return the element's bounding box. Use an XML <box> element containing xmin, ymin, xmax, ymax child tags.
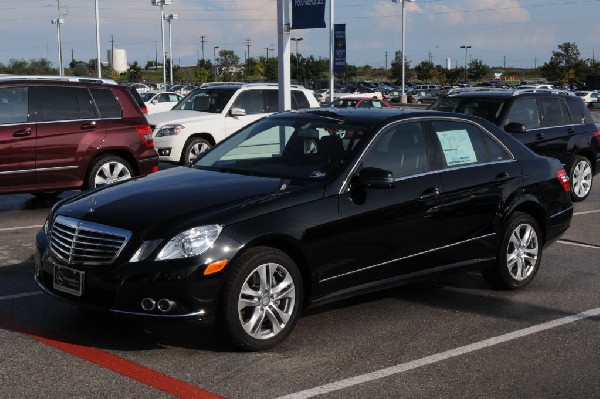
<box><xmin>54</xmin><ymin>167</ymin><xmax>321</xmax><ymax>239</ymax></box>
<box><xmin>147</xmin><ymin>110</ymin><xmax>223</xmax><ymax>127</ymax></box>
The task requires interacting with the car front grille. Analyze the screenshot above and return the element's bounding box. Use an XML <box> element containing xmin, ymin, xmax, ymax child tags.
<box><xmin>50</xmin><ymin>216</ymin><xmax>132</xmax><ymax>265</ymax></box>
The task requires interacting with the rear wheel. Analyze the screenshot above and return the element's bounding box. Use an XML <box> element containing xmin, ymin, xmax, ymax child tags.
<box><xmin>85</xmin><ymin>155</ymin><xmax>134</xmax><ymax>190</ymax></box>
<box><xmin>220</xmin><ymin>247</ymin><xmax>302</xmax><ymax>351</ymax></box>
<box><xmin>483</xmin><ymin>212</ymin><xmax>542</xmax><ymax>290</ymax></box>
<box><xmin>570</xmin><ymin>155</ymin><xmax>593</xmax><ymax>201</ymax></box>
<box><xmin>182</xmin><ymin>137</ymin><xmax>211</xmax><ymax>165</ymax></box>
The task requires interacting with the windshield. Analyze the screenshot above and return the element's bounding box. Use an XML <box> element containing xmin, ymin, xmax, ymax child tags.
<box><xmin>172</xmin><ymin>88</ymin><xmax>236</xmax><ymax>113</ymax></box>
<box><xmin>193</xmin><ymin>115</ymin><xmax>374</xmax><ymax>180</ymax></box>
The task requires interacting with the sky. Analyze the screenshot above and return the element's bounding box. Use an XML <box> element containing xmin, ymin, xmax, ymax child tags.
<box><xmin>1</xmin><ymin>0</ymin><xmax>600</xmax><ymax>71</ymax></box>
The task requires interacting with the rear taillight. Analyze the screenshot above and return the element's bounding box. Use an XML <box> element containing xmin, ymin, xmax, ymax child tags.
<box><xmin>593</xmin><ymin>130</ymin><xmax>600</xmax><ymax>146</ymax></box>
<box><xmin>140</xmin><ymin>105</ymin><xmax>148</xmax><ymax>114</ymax></box>
<box><xmin>558</xmin><ymin>169</ymin><xmax>570</xmax><ymax>192</ymax></box>
<box><xmin>135</xmin><ymin>125</ymin><xmax>154</xmax><ymax>148</ymax></box>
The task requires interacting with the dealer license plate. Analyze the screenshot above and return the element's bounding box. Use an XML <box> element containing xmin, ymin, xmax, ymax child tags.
<box><xmin>53</xmin><ymin>265</ymin><xmax>84</xmax><ymax>297</ymax></box>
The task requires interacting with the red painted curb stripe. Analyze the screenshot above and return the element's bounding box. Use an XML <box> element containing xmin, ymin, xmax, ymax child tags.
<box><xmin>0</xmin><ymin>312</ymin><xmax>224</xmax><ymax>399</ymax></box>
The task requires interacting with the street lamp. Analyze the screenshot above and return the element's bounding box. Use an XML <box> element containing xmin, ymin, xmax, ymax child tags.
<box><xmin>95</xmin><ymin>0</ymin><xmax>101</xmax><ymax>78</ymax></box>
<box><xmin>213</xmin><ymin>45</ymin><xmax>219</xmax><ymax>79</ymax></box>
<box><xmin>460</xmin><ymin>45</ymin><xmax>472</xmax><ymax>82</ymax></box>
<box><xmin>164</xmin><ymin>13</ymin><xmax>178</xmax><ymax>86</ymax></box>
<box><xmin>151</xmin><ymin>0</ymin><xmax>171</xmax><ymax>87</ymax></box>
<box><xmin>265</xmin><ymin>47</ymin><xmax>274</xmax><ymax>60</ymax></box>
<box><xmin>291</xmin><ymin>37</ymin><xmax>303</xmax><ymax>83</ymax></box>
<box><xmin>392</xmin><ymin>0</ymin><xmax>415</xmax><ymax>103</ymax></box>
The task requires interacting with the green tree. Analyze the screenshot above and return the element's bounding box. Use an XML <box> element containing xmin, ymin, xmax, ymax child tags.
<box><xmin>390</xmin><ymin>51</ymin><xmax>411</xmax><ymax>84</ymax></box>
<box><xmin>468</xmin><ymin>59</ymin><xmax>490</xmax><ymax>81</ymax></box>
<box><xmin>128</xmin><ymin>61</ymin><xmax>142</xmax><ymax>82</ymax></box>
<box><xmin>414</xmin><ymin>60</ymin><xmax>435</xmax><ymax>82</ymax></box>
<box><xmin>216</xmin><ymin>49</ymin><xmax>241</xmax><ymax>81</ymax></box>
<box><xmin>540</xmin><ymin>42</ymin><xmax>589</xmax><ymax>86</ymax></box>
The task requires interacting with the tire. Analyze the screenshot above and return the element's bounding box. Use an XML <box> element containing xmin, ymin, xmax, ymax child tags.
<box><xmin>482</xmin><ymin>212</ymin><xmax>543</xmax><ymax>290</ymax></box>
<box><xmin>181</xmin><ymin>137</ymin><xmax>211</xmax><ymax>165</ymax></box>
<box><xmin>85</xmin><ymin>155</ymin><xmax>134</xmax><ymax>190</ymax></box>
<box><xmin>570</xmin><ymin>155</ymin><xmax>593</xmax><ymax>201</ymax></box>
<box><xmin>219</xmin><ymin>247</ymin><xmax>303</xmax><ymax>351</ymax></box>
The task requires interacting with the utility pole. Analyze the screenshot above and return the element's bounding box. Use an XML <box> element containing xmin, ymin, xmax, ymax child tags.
<box><xmin>428</xmin><ymin>50</ymin><xmax>432</xmax><ymax>63</ymax></box>
<box><xmin>246</xmin><ymin>39</ymin><xmax>251</xmax><ymax>74</ymax></box>
<box><xmin>503</xmin><ymin>55</ymin><xmax>506</xmax><ymax>69</ymax></box>
<box><xmin>534</xmin><ymin>57</ymin><xmax>537</xmax><ymax>69</ymax></box>
<box><xmin>110</xmin><ymin>34</ymin><xmax>115</xmax><ymax>70</ymax></box>
<box><xmin>200</xmin><ymin>35</ymin><xmax>205</xmax><ymax>60</ymax></box>
<box><xmin>51</xmin><ymin>0</ymin><xmax>65</xmax><ymax>76</ymax></box>
<box><xmin>385</xmin><ymin>51</ymin><xmax>388</xmax><ymax>69</ymax></box>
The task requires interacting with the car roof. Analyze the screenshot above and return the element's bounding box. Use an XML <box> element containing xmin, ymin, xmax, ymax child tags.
<box><xmin>0</xmin><ymin>74</ymin><xmax>117</xmax><ymax>85</ymax></box>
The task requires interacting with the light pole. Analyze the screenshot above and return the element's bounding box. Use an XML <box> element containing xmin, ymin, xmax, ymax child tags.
<box><xmin>291</xmin><ymin>37</ymin><xmax>303</xmax><ymax>83</ymax></box>
<box><xmin>213</xmin><ymin>46</ymin><xmax>219</xmax><ymax>80</ymax></box>
<box><xmin>460</xmin><ymin>45</ymin><xmax>472</xmax><ymax>82</ymax></box>
<box><xmin>164</xmin><ymin>13</ymin><xmax>178</xmax><ymax>86</ymax></box>
<box><xmin>51</xmin><ymin>17</ymin><xmax>65</xmax><ymax>76</ymax></box>
<box><xmin>95</xmin><ymin>0</ymin><xmax>101</xmax><ymax>78</ymax></box>
<box><xmin>393</xmin><ymin>0</ymin><xmax>415</xmax><ymax>103</ymax></box>
<box><xmin>265</xmin><ymin>47</ymin><xmax>274</xmax><ymax>60</ymax></box>
<box><xmin>151</xmin><ymin>0</ymin><xmax>171</xmax><ymax>87</ymax></box>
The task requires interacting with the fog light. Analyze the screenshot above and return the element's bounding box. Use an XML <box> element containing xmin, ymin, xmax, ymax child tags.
<box><xmin>158</xmin><ymin>148</ymin><xmax>171</xmax><ymax>156</ymax></box>
<box><xmin>157</xmin><ymin>299</ymin><xmax>176</xmax><ymax>313</ymax></box>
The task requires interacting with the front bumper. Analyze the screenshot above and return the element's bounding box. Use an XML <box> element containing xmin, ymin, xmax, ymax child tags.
<box><xmin>153</xmin><ymin>136</ymin><xmax>185</xmax><ymax>163</ymax></box>
<box><xmin>34</xmin><ymin>228</ymin><xmax>243</xmax><ymax>325</ymax></box>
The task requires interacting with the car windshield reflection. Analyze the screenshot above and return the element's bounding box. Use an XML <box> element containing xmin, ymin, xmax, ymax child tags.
<box><xmin>193</xmin><ymin>117</ymin><xmax>373</xmax><ymax>180</ymax></box>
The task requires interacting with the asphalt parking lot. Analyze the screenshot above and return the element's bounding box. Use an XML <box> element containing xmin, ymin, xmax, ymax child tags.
<box><xmin>1</xmin><ymin>125</ymin><xmax>599</xmax><ymax>398</ymax></box>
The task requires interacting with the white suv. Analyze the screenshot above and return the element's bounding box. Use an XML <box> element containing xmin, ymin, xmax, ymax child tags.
<box><xmin>148</xmin><ymin>83</ymin><xmax>320</xmax><ymax>164</ymax></box>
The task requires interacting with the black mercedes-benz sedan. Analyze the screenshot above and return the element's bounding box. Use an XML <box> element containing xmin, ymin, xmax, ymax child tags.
<box><xmin>35</xmin><ymin>108</ymin><xmax>574</xmax><ymax>351</ymax></box>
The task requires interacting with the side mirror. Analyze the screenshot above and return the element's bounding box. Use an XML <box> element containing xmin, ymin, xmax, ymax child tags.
<box><xmin>151</xmin><ymin>99</ymin><xmax>158</xmax><ymax>105</ymax></box>
<box><xmin>230</xmin><ymin>107</ymin><xmax>246</xmax><ymax>117</ymax></box>
<box><xmin>355</xmin><ymin>167</ymin><xmax>395</xmax><ymax>188</ymax></box>
<box><xmin>504</xmin><ymin>122</ymin><xmax>527</xmax><ymax>133</ymax></box>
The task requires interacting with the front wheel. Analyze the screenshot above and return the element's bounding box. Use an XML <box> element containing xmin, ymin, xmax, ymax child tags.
<box><xmin>181</xmin><ymin>137</ymin><xmax>211</xmax><ymax>165</ymax></box>
<box><xmin>482</xmin><ymin>212</ymin><xmax>542</xmax><ymax>290</ymax></box>
<box><xmin>219</xmin><ymin>247</ymin><xmax>303</xmax><ymax>351</ymax></box>
<box><xmin>570</xmin><ymin>155</ymin><xmax>593</xmax><ymax>201</ymax></box>
<box><xmin>85</xmin><ymin>155</ymin><xmax>134</xmax><ymax>190</ymax></box>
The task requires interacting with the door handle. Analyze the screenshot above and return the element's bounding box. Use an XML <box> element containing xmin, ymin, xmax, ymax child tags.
<box><xmin>419</xmin><ymin>187</ymin><xmax>440</xmax><ymax>200</ymax></box>
<box><xmin>567</xmin><ymin>127</ymin><xmax>576</xmax><ymax>135</ymax></box>
<box><xmin>80</xmin><ymin>121</ymin><xmax>97</xmax><ymax>130</ymax></box>
<box><xmin>494</xmin><ymin>172</ymin><xmax>510</xmax><ymax>183</ymax></box>
<box><xmin>13</xmin><ymin>128</ymin><xmax>32</xmax><ymax>137</ymax></box>
<box><xmin>535</xmin><ymin>132</ymin><xmax>545</xmax><ymax>140</ymax></box>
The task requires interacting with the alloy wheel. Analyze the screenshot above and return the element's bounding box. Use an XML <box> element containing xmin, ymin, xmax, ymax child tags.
<box><xmin>572</xmin><ymin>159</ymin><xmax>592</xmax><ymax>199</ymax></box>
<box><xmin>506</xmin><ymin>223</ymin><xmax>539</xmax><ymax>281</ymax></box>
<box><xmin>94</xmin><ymin>161</ymin><xmax>132</xmax><ymax>187</ymax></box>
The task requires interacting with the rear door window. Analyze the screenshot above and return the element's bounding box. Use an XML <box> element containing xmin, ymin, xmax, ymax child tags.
<box><xmin>34</xmin><ymin>86</ymin><xmax>97</xmax><ymax>121</ymax></box>
<box><xmin>565</xmin><ymin>98</ymin><xmax>586</xmax><ymax>124</ymax></box>
<box><xmin>430</xmin><ymin>120</ymin><xmax>489</xmax><ymax>168</ymax></box>
<box><xmin>90</xmin><ymin>88</ymin><xmax>122</xmax><ymax>118</ymax></box>
<box><xmin>539</xmin><ymin>97</ymin><xmax>568</xmax><ymax>127</ymax></box>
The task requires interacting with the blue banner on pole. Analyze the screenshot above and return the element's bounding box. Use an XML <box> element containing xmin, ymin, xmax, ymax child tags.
<box><xmin>291</xmin><ymin>0</ymin><xmax>326</xmax><ymax>30</ymax></box>
<box><xmin>334</xmin><ymin>24</ymin><xmax>346</xmax><ymax>73</ymax></box>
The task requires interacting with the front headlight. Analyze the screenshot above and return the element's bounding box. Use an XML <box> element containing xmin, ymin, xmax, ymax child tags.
<box><xmin>155</xmin><ymin>225</ymin><xmax>222</xmax><ymax>261</ymax></box>
<box><xmin>155</xmin><ymin>124</ymin><xmax>185</xmax><ymax>137</ymax></box>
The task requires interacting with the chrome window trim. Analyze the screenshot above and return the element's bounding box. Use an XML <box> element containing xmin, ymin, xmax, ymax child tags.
<box><xmin>338</xmin><ymin>116</ymin><xmax>516</xmax><ymax>195</ymax></box>
<box><xmin>319</xmin><ymin>232</ymin><xmax>496</xmax><ymax>283</ymax></box>
<box><xmin>35</xmin><ymin>118</ymin><xmax>101</xmax><ymax>125</ymax></box>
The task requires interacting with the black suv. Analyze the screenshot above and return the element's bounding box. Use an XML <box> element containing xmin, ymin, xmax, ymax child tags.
<box><xmin>430</xmin><ymin>90</ymin><xmax>600</xmax><ymax>200</ymax></box>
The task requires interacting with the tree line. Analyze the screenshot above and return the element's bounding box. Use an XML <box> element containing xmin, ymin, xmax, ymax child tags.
<box><xmin>2</xmin><ymin>42</ymin><xmax>599</xmax><ymax>89</ymax></box>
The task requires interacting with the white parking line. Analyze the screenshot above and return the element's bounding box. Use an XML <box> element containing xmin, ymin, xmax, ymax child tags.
<box><xmin>276</xmin><ymin>307</ymin><xmax>600</xmax><ymax>399</ymax></box>
<box><xmin>0</xmin><ymin>291</ymin><xmax>43</xmax><ymax>301</ymax></box>
<box><xmin>0</xmin><ymin>225</ymin><xmax>43</xmax><ymax>233</ymax></box>
<box><xmin>573</xmin><ymin>210</ymin><xmax>600</xmax><ymax>216</ymax></box>
<box><xmin>558</xmin><ymin>240</ymin><xmax>600</xmax><ymax>249</ymax></box>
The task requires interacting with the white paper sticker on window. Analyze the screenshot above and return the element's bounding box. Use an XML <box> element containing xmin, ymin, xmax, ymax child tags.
<box><xmin>437</xmin><ymin>129</ymin><xmax>477</xmax><ymax>166</ymax></box>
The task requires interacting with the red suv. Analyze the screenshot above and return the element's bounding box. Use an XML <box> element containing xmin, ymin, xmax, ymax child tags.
<box><xmin>0</xmin><ymin>76</ymin><xmax>159</xmax><ymax>196</ymax></box>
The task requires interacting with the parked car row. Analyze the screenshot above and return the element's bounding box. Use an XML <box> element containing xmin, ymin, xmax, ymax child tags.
<box><xmin>0</xmin><ymin>75</ymin><xmax>588</xmax><ymax>352</ymax></box>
